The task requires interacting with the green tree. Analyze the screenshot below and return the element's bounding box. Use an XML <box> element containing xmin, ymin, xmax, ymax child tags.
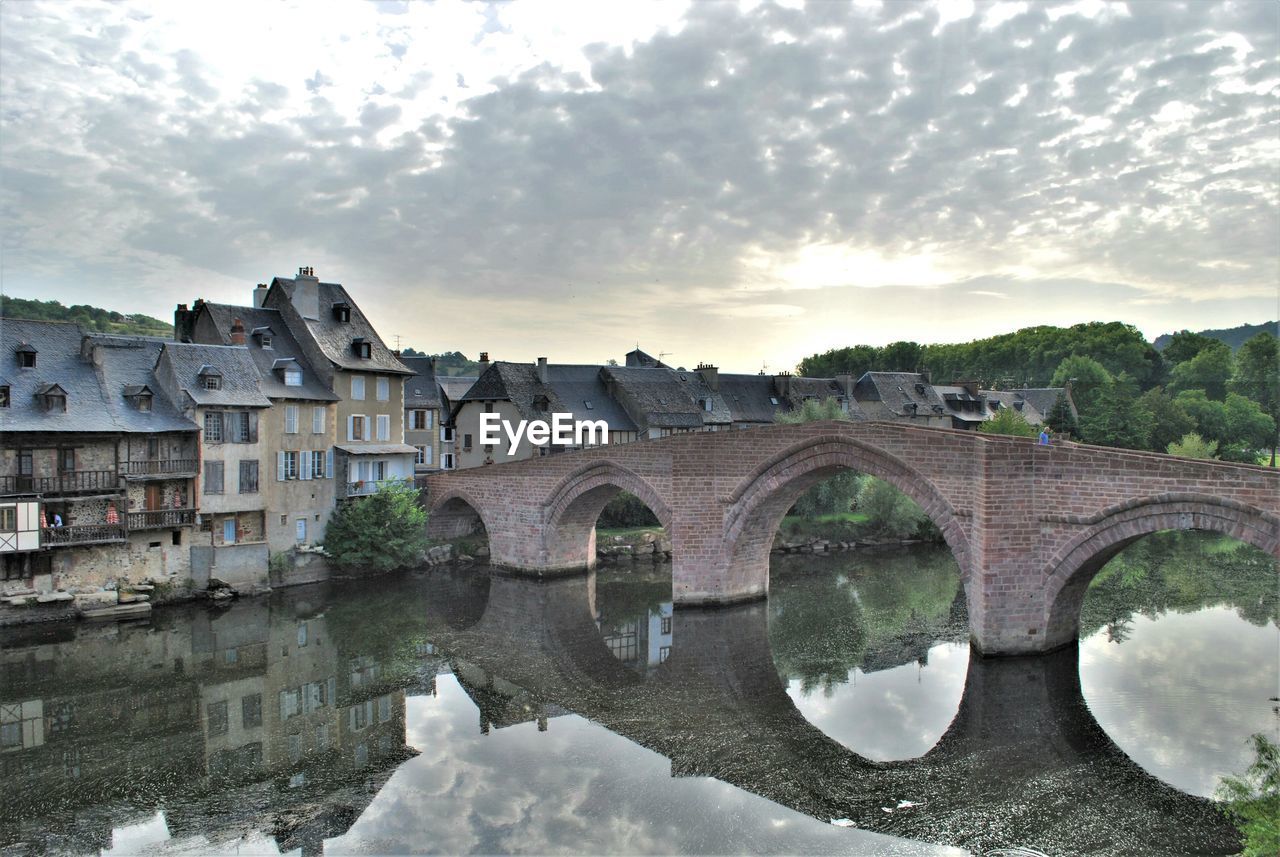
<box><xmin>978</xmin><ymin>407</ymin><xmax>1039</xmax><ymax>437</ymax></box>
<box><xmin>1166</xmin><ymin>433</ymin><xmax>1218</xmax><ymax>459</ymax></box>
<box><xmin>1138</xmin><ymin>387</ymin><xmax>1195</xmax><ymax>453</ymax></box>
<box><xmin>1169</xmin><ymin>340</ymin><xmax>1234</xmax><ymax>400</ymax></box>
<box><xmin>1051</xmin><ymin>354</ymin><xmax>1113</xmax><ymax>413</ymax></box>
<box><xmin>1216</xmin><ymin>733</ymin><xmax>1280</xmax><ymax>857</ymax></box>
<box><xmin>798</xmin><ymin>344</ymin><xmax>880</xmax><ymax>378</ymax></box>
<box><xmin>880</xmin><ymin>340</ymin><xmax>923</xmax><ymax>371</ymax></box>
<box><xmin>1079</xmin><ymin>374</ymin><xmax>1154</xmax><ymax>450</ymax></box>
<box><xmin>322</xmin><ymin>481</ymin><xmax>428</xmax><ymax>573</ymax></box>
<box><xmin>1162</xmin><ymin>329</ymin><xmax>1218</xmax><ymax>366</ymax></box>
<box><xmin>1231</xmin><ymin>332</ymin><xmax>1279</xmax><ymax>465</ymax></box>
<box><xmin>1045</xmin><ymin>392</ymin><xmax>1079</xmax><ymax>438</ymax></box>
<box><xmin>1220</xmin><ymin>393</ymin><xmax>1276</xmax><ymax>463</ymax></box>
<box><xmin>857</xmin><ymin>477</ymin><xmax>929</xmax><ymax>539</ymax></box>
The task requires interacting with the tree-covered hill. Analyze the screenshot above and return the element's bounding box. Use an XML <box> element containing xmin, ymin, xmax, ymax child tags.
<box><xmin>0</xmin><ymin>295</ymin><xmax>171</xmax><ymax>336</ymax></box>
<box><xmin>1153</xmin><ymin>321</ymin><xmax>1278</xmax><ymax>353</ymax></box>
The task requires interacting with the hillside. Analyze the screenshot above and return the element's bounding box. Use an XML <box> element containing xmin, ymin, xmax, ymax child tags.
<box><xmin>1153</xmin><ymin>321</ymin><xmax>1277</xmax><ymax>352</ymax></box>
<box><xmin>0</xmin><ymin>296</ymin><xmax>172</xmax><ymax>337</ymax></box>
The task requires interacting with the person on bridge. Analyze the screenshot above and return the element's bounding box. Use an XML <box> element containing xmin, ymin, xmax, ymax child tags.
<box><xmin>1038</xmin><ymin>428</ymin><xmax>1051</xmax><ymax>445</ymax></box>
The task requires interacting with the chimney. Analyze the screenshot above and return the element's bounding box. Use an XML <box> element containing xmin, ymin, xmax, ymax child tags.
<box><xmin>229</xmin><ymin>318</ymin><xmax>246</xmax><ymax>346</ymax></box>
<box><xmin>695</xmin><ymin>362</ymin><xmax>719</xmax><ymax>392</ymax></box>
<box><xmin>958</xmin><ymin>379</ymin><xmax>979</xmax><ymax>398</ymax></box>
<box><xmin>174</xmin><ymin>303</ymin><xmax>193</xmax><ymax>343</ymax></box>
<box><xmin>253</xmin><ymin>283</ymin><xmax>269</xmax><ymax>308</ymax></box>
<box><xmin>919</xmin><ymin>367</ymin><xmax>931</xmax><ymax>384</ymax></box>
<box><xmin>292</xmin><ymin>266</ymin><xmax>320</xmax><ymax>320</ymax></box>
<box><xmin>834</xmin><ymin>373</ymin><xmax>855</xmax><ymax>400</ymax></box>
<box><xmin>478</xmin><ymin>352</ymin><xmax>490</xmax><ymax>372</ymax></box>
<box><xmin>773</xmin><ymin>371</ymin><xmax>792</xmax><ymax>398</ymax></box>
<box><xmin>536</xmin><ymin>356</ymin><xmax>549</xmax><ymax>384</ymax></box>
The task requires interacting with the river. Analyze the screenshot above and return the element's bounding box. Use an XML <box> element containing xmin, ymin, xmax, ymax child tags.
<box><xmin>0</xmin><ymin>532</ymin><xmax>1274</xmax><ymax>855</ymax></box>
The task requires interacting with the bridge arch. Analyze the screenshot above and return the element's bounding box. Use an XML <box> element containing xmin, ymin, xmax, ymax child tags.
<box><xmin>542</xmin><ymin>461</ymin><xmax>672</xmax><ymax>570</ymax></box>
<box><xmin>426</xmin><ymin>489</ymin><xmax>492</xmax><ymax>542</ymax></box>
<box><xmin>1043</xmin><ymin>493</ymin><xmax>1280</xmax><ymax>648</ymax></box>
<box><xmin>721</xmin><ymin>435</ymin><xmax>972</xmax><ymax>600</ymax></box>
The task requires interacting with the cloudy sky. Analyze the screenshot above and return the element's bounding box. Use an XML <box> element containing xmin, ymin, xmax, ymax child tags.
<box><xmin>2</xmin><ymin>1</ymin><xmax>1276</xmax><ymax>370</ymax></box>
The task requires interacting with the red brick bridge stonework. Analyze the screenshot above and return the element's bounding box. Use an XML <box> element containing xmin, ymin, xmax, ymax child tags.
<box><xmin>424</xmin><ymin>421</ymin><xmax>1280</xmax><ymax>655</ymax></box>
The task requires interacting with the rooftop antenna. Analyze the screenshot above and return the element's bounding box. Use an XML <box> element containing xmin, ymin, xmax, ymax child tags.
<box><xmin>658</xmin><ymin>351</ymin><xmax>673</xmax><ymax>361</ymax></box>
<box><xmin>393</xmin><ymin>333</ymin><xmax>404</xmax><ymax>350</ymax></box>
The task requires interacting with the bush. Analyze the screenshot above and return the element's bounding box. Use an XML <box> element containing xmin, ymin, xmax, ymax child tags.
<box><xmin>322</xmin><ymin>481</ymin><xmax>428</xmax><ymax>573</ymax></box>
<box><xmin>597</xmin><ymin>491</ymin><xmax>660</xmax><ymax>529</ymax></box>
<box><xmin>857</xmin><ymin>477</ymin><xmax>929</xmax><ymax>539</ymax></box>
<box><xmin>978</xmin><ymin>407</ymin><xmax>1039</xmax><ymax>437</ymax></box>
<box><xmin>1167</xmin><ymin>432</ymin><xmax>1217</xmax><ymax>460</ymax></box>
<box><xmin>1216</xmin><ymin>733</ymin><xmax>1280</xmax><ymax>857</ymax></box>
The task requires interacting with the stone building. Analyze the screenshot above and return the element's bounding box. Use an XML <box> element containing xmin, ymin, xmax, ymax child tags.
<box><xmin>153</xmin><ymin>340</ymin><xmax>273</xmax><ymax>590</ymax></box>
<box><xmin>0</xmin><ymin>320</ymin><xmax>199</xmax><ymax>595</ymax></box>
<box><xmin>400</xmin><ymin>355</ymin><xmax>445</xmax><ymax>481</ymax></box>
<box><xmin>176</xmin><ymin>301</ymin><xmax>340</xmax><ymax>555</ymax></box>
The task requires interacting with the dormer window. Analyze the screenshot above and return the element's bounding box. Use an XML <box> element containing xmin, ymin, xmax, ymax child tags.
<box><xmin>284</xmin><ymin>369</ymin><xmax>302</xmax><ymax>387</ymax></box>
<box><xmin>251</xmin><ymin>327</ymin><xmax>274</xmax><ymax>349</ymax></box>
<box><xmin>124</xmin><ymin>385</ymin><xmax>153</xmax><ymax>412</ymax></box>
<box><xmin>273</xmin><ymin>358</ymin><xmax>303</xmax><ymax>387</ymax></box>
<box><xmin>198</xmin><ymin>366</ymin><xmax>223</xmax><ymax>391</ymax></box>
<box><xmin>352</xmin><ymin>337</ymin><xmax>372</xmax><ymax>359</ymax></box>
<box><xmin>769</xmin><ymin>397</ymin><xmax>780</xmax><ymax>406</ymax></box>
<box><xmin>16</xmin><ymin>344</ymin><xmax>36</xmax><ymax>369</ymax></box>
<box><xmin>36</xmin><ymin>383</ymin><xmax>66</xmax><ymax>412</ymax></box>
<box><xmin>333</xmin><ymin>302</ymin><xmax>352</xmax><ymax>323</ymax></box>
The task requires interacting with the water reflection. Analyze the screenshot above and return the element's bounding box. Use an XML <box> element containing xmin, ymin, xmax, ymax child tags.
<box><xmin>0</xmin><ymin>539</ymin><xmax>1263</xmax><ymax>856</ymax></box>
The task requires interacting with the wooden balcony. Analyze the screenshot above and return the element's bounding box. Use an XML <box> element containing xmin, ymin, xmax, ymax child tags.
<box><xmin>41</xmin><ymin>524</ymin><xmax>127</xmax><ymax>547</ymax></box>
<box><xmin>127</xmin><ymin>509</ymin><xmax>196</xmax><ymax>530</ymax></box>
<box><xmin>123</xmin><ymin>459</ymin><xmax>198</xmax><ymax>478</ymax></box>
<box><xmin>1</xmin><ymin>471</ymin><xmax>121</xmax><ymax>496</ymax></box>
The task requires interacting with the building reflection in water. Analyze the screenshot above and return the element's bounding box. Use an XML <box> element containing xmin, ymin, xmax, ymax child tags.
<box><xmin>0</xmin><ymin>561</ymin><xmax>1248</xmax><ymax>857</ymax></box>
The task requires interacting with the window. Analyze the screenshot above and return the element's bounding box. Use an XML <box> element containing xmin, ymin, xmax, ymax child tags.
<box><xmin>222</xmin><ymin>518</ymin><xmax>236</xmax><ymax>544</ymax></box>
<box><xmin>282</xmin><ymin>451</ymin><xmax>299</xmax><ymax>480</ymax></box>
<box><xmin>239</xmin><ymin>460</ymin><xmax>259</xmax><ymax>494</ymax></box>
<box><xmin>232</xmin><ymin>411</ymin><xmax>256</xmax><ymax>443</ymax></box>
<box><xmin>202</xmin><ymin>374</ymin><xmax>222</xmax><ymax>391</ymax></box>
<box><xmin>371</xmin><ymin>461</ymin><xmax>386</xmax><ymax>482</ymax></box>
<box><xmin>350</xmin><ymin>415</ymin><xmax>366</xmax><ymax>441</ymax></box>
<box><xmin>440</xmin><ymin>426</ymin><xmax>454</xmax><ymax>443</ymax></box>
<box><xmin>661</xmin><ymin>616</ymin><xmax>672</xmax><ymax>635</ymax></box>
<box><xmin>312</xmin><ymin>407</ymin><xmax>325</xmax><ymax>434</ymax></box>
<box><xmin>352</xmin><ymin>339</ymin><xmax>372</xmax><ymax>359</ymax></box>
<box><xmin>0</xmin><ymin>385</ymin><xmax>8</xmax><ymax>408</ymax></box>
<box><xmin>284</xmin><ymin>368</ymin><xmax>302</xmax><ymax>386</ymax></box>
<box><xmin>284</xmin><ymin>405</ymin><xmax>299</xmax><ymax>434</ymax></box>
<box><xmin>204</xmin><ymin>461</ymin><xmax>224</xmax><ymax>494</ymax></box>
<box><xmin>137</xmin><ymin>394</ymin><xmax>152</xmax><ymax>412</ymax></box>
<box><xmin>333</xmin><ymin>303</ymin><xmax>351</xmax><ymax>322</ymax></box>
<box><xmin>311</xmin><ymin>451</ymin><xmax>326</xmax><ymax>479</ymax></box>
<box><xmin>204</xmin><ymin>412</ymin><xmax>223</xmax><ymax>443</ymax></box>
<box><xmin>350</xmin><ymin>700</ymin><xmax>372</xmax><ymax>731</ymax></box>
<box><xmin>280</xmin><ymin>689</ymin><xmax>301</xmax><ymax>720</ymax></box>
<box><xmin>58</xmin><ymin>449</ymin><xmax>75</xmax><ymax>473</ymax></box>
<box><xmin>207</xmin><ymin>701</ymin><xmax>228</xmax><ymax>736</ymax></box>
<box><xmin>484</xmin><ymin>402</ymin><xmax>493</xmax><ymax>413</ymax></box>
<box><xmin>584</xmin><ymin>400</ymin><xmax>594</xmax><ymax>410</ymax></box>
<box><xmin>242</xmin><ymin>694</ymin><xmax>262</xmax><ymax>729</ymax></box>
<box><xmin>414</xmin><ymin>445</ymin><xmax>426</xmax><ymax>466</ymax></box>
<box><xmin>0</xmin><ymin>507</ymin><xmax>16</xmax><ymax>532</ymax></box>
<box><xmin>298</xmin><ymin>621</ymin><xmax>308</xmax><ymax>647</ymax></box>
<box><xmin>463</xmin><ymin>433</ymin><xmax>472</xmax><ymax>450</ymax></box>
<box><xmin>378</xmin><ymin>695</ymin><xmax>392</xmax><ymax>723</ymax></box>
<box><xmin>42</xmin><ymin>391</ymin><xmax>66</xmax><ymax>412</ymax></box>
<box><xmin>17</xmin><ymin>347</ymin><xmax>36</xmax><ymax>369</ymax></box>
<box><xmin>376</xmin><ymin>377</ymin><xmax>389</xmax><ymax>401</ymax></box>
<box><xmin>376</xmin><ymin>414</ymin><xmax>390</xmax><ymax>441</ymax></box>
<box><xmin>441</xmin><ymin>452</ymin><xmax>455</xmax><ymax>470</ymax></box>
<box><xmin>412</xmin><ymin>410</ymin><xmax>431</xmax><ymax>430</ymax></box>
<box><xmin>351</xmin><ymin>376</ymin><xmax>365</xmax><ymax>400</ymax></box>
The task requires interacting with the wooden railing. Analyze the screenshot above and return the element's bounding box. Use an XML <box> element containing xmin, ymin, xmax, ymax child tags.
<box><xmin>127</xmin><ymin>509</ymin><xmax>196</xmax><ymax>530</ymax></box>
<box><xmin>41</xmin><ymin>524</ymin><xmax>127</xmax><ymax>547</ymax></box>
<box><xmin>1</xmin><ymin>471</ymin><xmax>120</xmax><ymax>495</ymax></box>
<box><xmin>123</xmin><ymin>459</ymin><xmax>198</xmax><ymax>477</ymax></box>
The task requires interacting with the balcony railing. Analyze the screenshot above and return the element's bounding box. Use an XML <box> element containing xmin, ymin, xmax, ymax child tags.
<box><xmin>345</xmin><ymin>478</ymin><xmax>411</xmax><ymax>497</ymax></box>
<box><xmin>41</xmin><ymin>524</ymin><xmax>127</xmax><ymax>547</ymax></box>
<box><xmin>123</xmin><ymin>459</ymin><xmax>198</xmax><ymax>477</ymax></box>
<box><xmin>127</xmin><ymin>509</ymin><xmax>196</xmax><ymax>530</ymax></box>
<box><xmin>1</xmin><ymin>471</ymin><xmax>120</xmax><ymax>495</ymax></box>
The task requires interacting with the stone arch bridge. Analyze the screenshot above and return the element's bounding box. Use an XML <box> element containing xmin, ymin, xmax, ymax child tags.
<box><xmin>424</xmin><ymin>421</ymin><xmax>1279</xmax><ymax>655</ymax></box>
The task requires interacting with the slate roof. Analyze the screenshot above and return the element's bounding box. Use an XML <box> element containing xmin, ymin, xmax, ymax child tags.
<box><xmin>602</xmin><ymin>366</ymin><xmax>703</xmax><ymax>429</ymax></box>
<box><xmin>460</xmin><ymin>362</ymin><xmax>637</xmax><ymax>431</ymax></box>
<box><xmin>717</xmin><ymin>373</ymin><xmax>788</xmax><ymax>423</ymax></box>
<box><xmin>199</xmin><ymin>303</ymin><xmax>338</xmax><ymax>402</ymax></box>
<box><xmin>0</xmin><ymin>320</ymin><xmax>197</xmax><ymax>434</ymax></box>
<box><xmin>672</xmin><ymin>370</ymin><xmax>733</xmax><ymax>426</ymax></box>
<box><xmin>438</xmin><ymin>375</ymin><xmax>477</xmax><ymax>409</ymax></box>
<box><xmin>854</xmin><ymin>372</ymin><xmax>948</xmax><ymax>418</ymax></box>
<box><xmin>158</xmin><ymin>342</ymin><xmax>273</xmax><ymax>408</ymax></box>
<box><xmin>1017</xmin><ymin>387</ymin><xmax>1076</xmax><ymax>421</ymax></box>
<box><xmin>400</xmin><ymin>356</ymin><xmax>443</xmax><ymax>409</ymax></box>
<box><xmin>625</xmin><ymin>348</ymin><xmax>669</xmax><ymax>369</ymax></box>
<box><xmin>933</xmin><ymin>384</ymin><xmax>991</xmax><ymax>424</ymax></box>
<box><xmin>270</xmin><ymin>277</ymin><xmax>411</xmax><ymax>375</ymax></box>
<box><xmin>779</xmin><ymin>376</ymin><xmax>868</xmax><ymax>420</ymax></box>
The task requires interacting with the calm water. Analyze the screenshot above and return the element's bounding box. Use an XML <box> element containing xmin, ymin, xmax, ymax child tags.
<box><xmin>0</xmin><ymin>533</ymin><xmax>1274</xmax><ymax>856</ymax></box>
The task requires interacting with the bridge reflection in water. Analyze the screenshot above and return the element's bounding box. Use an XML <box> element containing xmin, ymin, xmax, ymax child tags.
<box><xmin>0</xmin><ymin>565</ymin><xmax>1243</xmax><ymax>856</ymax></box>
<box><xmin>436</xmin><ymin>571</ymin><xmax>1238</xmax><ymax>856</ymax></box>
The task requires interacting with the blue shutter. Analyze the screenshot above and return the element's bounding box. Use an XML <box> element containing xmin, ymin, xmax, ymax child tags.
<box><xmin>325</xmin><ymin>448</ymin><xmax>333</xmax><ymax>479</ymax></box>
<box><xmin>277</xmin><ymin>451</ymin><xmax>286</xmax><ymax>481</ymax></box>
